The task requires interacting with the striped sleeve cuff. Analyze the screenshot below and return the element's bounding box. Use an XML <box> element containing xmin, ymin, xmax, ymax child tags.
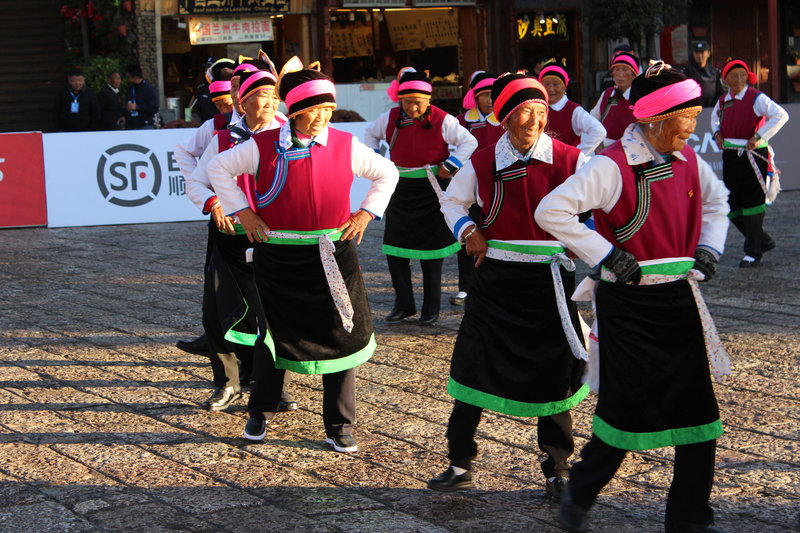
<box><xmin>442</xmin><ymin>155</ymin><xmax>463</xmax><ymax>174</ymax></box>
<box><xmin>453</xmin><ymin>215</ymin><xmax>473</xmax><ymax>239</ymax></box>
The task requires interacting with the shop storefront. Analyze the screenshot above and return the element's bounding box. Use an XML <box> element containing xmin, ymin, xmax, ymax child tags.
<box><xmin>158</xmin><ymin>0</ymin><xmax>311</xmax><ymax>122</ymax></box>
<box><xmin>323</xmin><ymin>1</ymin><xmax>487</xmax><ymax>120</ymax></box>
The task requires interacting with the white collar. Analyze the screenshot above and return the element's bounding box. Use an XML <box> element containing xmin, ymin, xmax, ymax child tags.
<box><xmin>278</xmin><ymin>120</ymin><xmax>329</xmax><ymax>150</ymax></box>
<box><xmin>619</xmin><ymin>123</ymin><xmax>688</xmax><ymax>166</ymax></box>
<box><xmin>494</xmin><ymin>131</ymin><xmax>553</xmax><ymax>170</ymax></box>
<box><xmin>107</xmin><ymin>84</ymin><xmax>119</xmax><ymax>94</ymax></box>
<box><xmin>724</xmin><ymin>86</ymin><xmax>749</xmax><ymax>102</ymax></box>
<box><xmin>613</xmin><ymin>86</ymin><xmax>631</xmax><ymax>100</ymax></box>
<box><xmin>549</xmin><ymin>95</ymin><xmax>568</xmax><ymax>111</ymax></box>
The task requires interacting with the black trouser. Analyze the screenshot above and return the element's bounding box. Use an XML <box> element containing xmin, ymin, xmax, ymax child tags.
<box><xmin>568</xmin><ymin>434</ymin><xmax>716</xmax><ymax>525</ymax></box>
<box><xmin>248</xmin><ymin>341</ymin><xmax>355</xmax><ymax>437</ymax></box>
<box><xmin>386</xmin><ymin>255</ymin><xmax>443</xmax><ymax>316</ymax></box>
<box><xmin>729</xmin><ymin>213</ymin><xmax>774</xmax><ymax>260</ymax></box>
<box><xmin>445</xmin><ymin>400</ymin><xmax>575</xmax><ymax>478</ymax></box>
<box><xmin>202</xmin><ymin>224</ymin><xmax>256</xmax><ymax>388</ymax></box>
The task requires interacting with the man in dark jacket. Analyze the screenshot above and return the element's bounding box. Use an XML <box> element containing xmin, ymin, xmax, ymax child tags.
<box><xmin>97</xmin><ymin>71</ymin><xmax>125</xmax><ymax>130</ymax></box>
<box><xmin>681</xmin><ymin>41</ymin><xmax>723</xmax><ymax>107</ymax></box>
<box><xmin>54</xmin><ymin>68</ymin><xmax>100</xmax><ymax>132</ymax></box>
<box><xmin>125</xmin><ymin>64</ymin><xmax>159</xmax><ymax>129</ymax></box>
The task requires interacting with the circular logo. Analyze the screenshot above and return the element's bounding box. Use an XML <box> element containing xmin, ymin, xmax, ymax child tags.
<box><xmin>96</xmin><ymin>144</ymin><xmax>162</xmax><ymax>207</ymax></box>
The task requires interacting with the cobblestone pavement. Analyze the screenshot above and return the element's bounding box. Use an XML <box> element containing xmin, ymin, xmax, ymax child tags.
<box><xmin>0</xmin><ymin>191</ymin><xmax>798</xmax><ymax>533</ymax></box>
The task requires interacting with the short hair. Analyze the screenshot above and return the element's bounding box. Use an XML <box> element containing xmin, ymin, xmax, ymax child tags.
<box><xmin>107</xmin><ymin>70</ymin><xmax>121</xmax><ymax>78</ymax></box>
<box><xmin>125</xmin><ymin>64</ymin><xmax>143</xmax><ymax>78</ymax></box>
<box><xmin>67</xmin><ymin>67</ymin><xmax>84</xmax><ymax>78</ymax></box>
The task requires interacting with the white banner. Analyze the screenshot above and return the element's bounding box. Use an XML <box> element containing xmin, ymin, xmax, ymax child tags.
<box><xmin>43</xmin><ymin>129</ymin><xmax>206</xmax><ymax>228</ymax></box>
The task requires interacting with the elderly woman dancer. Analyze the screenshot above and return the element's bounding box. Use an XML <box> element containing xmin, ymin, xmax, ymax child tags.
<box><xmin>365</xmin><ymin>68</ymin><xmax>477</xmax><ymax>325</ymax></box>
<box><xmin>536</xmin><ymin>63</ymin><xmax>731</xmax><ymax>533</ymax></box>
<box><xmin>590</xmin><ymin>51</ymin><xmax>640</xmax><ymax>148</ymax></box>
<box><xmin>207</xmin><ymin>58</ymin><xmax>399</xmax><ymax>453</ymax></box>
<box><xmin>431</xmin><ymin>74</ymin><xmax>589</xmax><ymax>497</ymax></box>
<box><xmin>539</xmin><ymin>62</ymin><xmax>606</xmax><ymax>156</ymax></box>
<box><xmin>711</xmin><ymin>59</ymin><xmax>788</xmax><ymax>267</ymax></box>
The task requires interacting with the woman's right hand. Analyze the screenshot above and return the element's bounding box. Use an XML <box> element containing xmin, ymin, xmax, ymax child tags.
<box><xmin>236</xmin><ymin>208</ymin><xmax>270</xmax><ymax>243</ymax></box>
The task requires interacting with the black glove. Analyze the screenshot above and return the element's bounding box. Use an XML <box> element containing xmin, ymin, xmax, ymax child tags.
<box><xmin>602</xmin><ymin>247</ymin><xmax>641</xmax><ymax>285</ymax></box>
<box><xmin>693</xmin><ymin>247</ymin><xmax>719</xmax><ymax>282</ymax></box>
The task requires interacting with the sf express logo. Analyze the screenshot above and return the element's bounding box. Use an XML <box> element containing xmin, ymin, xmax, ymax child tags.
<box><xmin>96</xmin><ymin>144</ymin><xmax>162</xmax><ymax>207</ymax></box>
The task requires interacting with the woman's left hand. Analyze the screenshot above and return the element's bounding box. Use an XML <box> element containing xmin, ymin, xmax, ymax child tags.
<box><xmin>339</xmin><ymin>210</ymin><xmax>373</xmax><ymax>245</ymax></box>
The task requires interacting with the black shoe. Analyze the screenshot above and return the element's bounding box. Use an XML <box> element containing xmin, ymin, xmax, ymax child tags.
<box><xmin>449</xmin><ymin>291</ymin><xmax>467</xmax><ymax>306</ymax></box>
<box><xmin>418</xmin><ymin>314</ymin><xmax>439</xmax><ymax>326</ymax></box>
<box><xmin>205</xmin><ymin>386</ymin><xmax>242</xmax><ymax>411</ymax></box>
<box><xmin>243</xmin><ymin>416</ymin><xmax>268</xmax><ymax>441</ymax></box>
<box><xmin>176</xmin><ymin>334</ymin><xmax>210</xmax><ymax>357</ymax></box>
<box><xmin>386</xmin><ymin>308</ymin><xmax>415</xmax><ymax>323</ymax></box>
<box><xmin>325</xmin><ymin>434</ymin><xmax>358</xmax><ymax>453</ymax></box>
<box><xmin>427</xmin><ymin>467</ymin><xmax>475</xmax><ymax>492</ymax></box>
<box><xmin>738</xmin><ymin>256</ymin><xmax>761</xmax><ymax>268</ymax></box>
<box><xmin>665</xmin><ymin>519</ymin><xmax>728</xmax><ymax>533</ymax></box>
<box><xmin>558</xmin><ymin>486</ymin><xmax>589</xmax><ymax>532</ymax></box>
<box><xmin>545</xmin><ymin>475</ymin><xmax>568</xmax><ymax>500</ymax></box>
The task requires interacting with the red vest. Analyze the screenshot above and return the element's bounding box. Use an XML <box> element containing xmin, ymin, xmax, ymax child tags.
<box><xmin>251</xmin><ymin>127</ymin><xmax>353</xmax><ymax>230</ymax></box>
<box><xmin>599</xmin><ymin>87</ymin><xmax>635</xmax><ymax>141</ymax></box>
<box><xmin>717</xmin><ymin>87</ymin><xmax>765</xmax><ymax>139</ymax></box>
<box><xmin>217</xmin><ymin>129</ymin><xmax>256</xmax><ymax>211</ymax></box>
<box><xmin>593</xmin><ymin>142</ymin><xmax>702</xmax><ymax>261</ymax></box>
<box><xmin>546</xmin><ymin>100</ymin><xmax>581</xmax><ymax>147</ymax></box>
<box><xmin>457</xmin><ymin>112</ymin><xmax>504</xmax><ymax>151</ymax></box>
<box><xmin>213</xmin><ymin>112</ymin><xmax>229</xmax><ymax>131</ymax></box>
<box><xmin>386</xmin><ymin>105</ymin><xmax>450</xmax><ymax>167</ymax></box>
<box><xmin>471</xmin><ymin>138</ymin><xmax>582</xmax><ymax>241</ymax></box>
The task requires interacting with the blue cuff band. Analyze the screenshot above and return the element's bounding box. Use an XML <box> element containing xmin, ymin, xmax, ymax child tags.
<box><xmin>453</xmin><ymin>215</ymin><xmax>473</xmax><ymax>239</ymax></box>
<box><xmin>361</xmin><ymin>208</ymin><xmax>380</xmax><ymax>221</ymax></box>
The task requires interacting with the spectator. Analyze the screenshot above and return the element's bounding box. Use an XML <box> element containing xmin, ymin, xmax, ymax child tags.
<box><xmin>54</xmin><ymin>67</ymin><xmax>100</xmax><ymax>132</ymax></box>
<box><xmin>125</xmin><ymin>64</ymin><xmax>159</xmax><ymax>129</ymax></box>
<box><xmin>97</xmin><ymin>71</ymin><xmax>125</xmax><ymax>130</ymax></box>
<box><xmin>681</xmin><ymin>41</ymin><xmax>723</xmax><ymax>107</ymax></box>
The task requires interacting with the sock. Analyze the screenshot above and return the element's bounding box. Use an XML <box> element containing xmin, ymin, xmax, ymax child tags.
<box><xmin>451</xmin><ymin>466</ymin><xmax>467</xmax><ymax>476</ymax></box>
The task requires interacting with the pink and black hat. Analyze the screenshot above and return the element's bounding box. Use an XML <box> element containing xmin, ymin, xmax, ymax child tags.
<box><xmin>539</xmin><ymin>64</ymin><xmax>570</xmax><ymax>88</ymax></box>
<box><xmin>630</xmin><ymin>61</ymin><xmax>702</xmax><ymax>123</ymax></box>
<box><xmin>491</xmin><ymin>73</ymin><xmax>549</xmax><ymax>125</ymax></box>
<box><xmin>610</xmin><ymin>51</ymin><xmax>640</xmax><ymax>75</ymax></box>
<box><xmin>462</xmin><ymin>71</ymin><xmax>496</xmax><ymax>109</ymax></box>
<box><xmin>238</xmin><ymin>70</ymin><xmax>277</xmax><ymax>103</ymax></box>
<box><xmin>387</xmin><ymin>67</ymin><xmax>432</xmax><ymax>102</ymax></box>
<box><xmin>209</xmin><ymin>80</ymin><xmax>232</xmax><ymax>102</ymax></box>
<box><xmin>277</xmin><ymin>57</ymin><xmax>336</xmax><ymax>118</ymax></box>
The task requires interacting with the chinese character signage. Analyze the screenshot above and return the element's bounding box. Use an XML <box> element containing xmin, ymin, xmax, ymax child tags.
<box><xmin>180</xmin><ymin>0</ymin><xmax>289</xmax><ymax>15</ymax></box>
<box><xmin>189</xmin><ymin>15</ymin><xmax>274</xmax><ymax>45</ymax></box>
<box><xmin>516</xmin><ymin>13</ymin><xmax>569</xmax><ymax>41</ymax></box>
<box><xmin>331</xmin><ymin>23</ymin><xmax>374</xmax><ymax>58</ymax></box>
<box><xmin>385</xmin><ymin>8</ymin><xmax>459</xmax><ymax>52</ymax></box>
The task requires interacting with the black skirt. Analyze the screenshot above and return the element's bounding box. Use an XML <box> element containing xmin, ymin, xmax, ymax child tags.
<box><xmin>204</xmin><ymin>227</ymin><xmax>260</xmax><ymax>347</ymax></box>
<box><xmin>252</xmin><ymin>238</ymin><xmax>375</xmax><ymax>375</ymax></box>
<box><xmin>722</xmin><ymin>146</ymin><xmax>768</xmax><ymax>216</ymax></box>
<box><xmin>448</xmin><ymin>257</ymin><xmax>588</xmax><ymax>417</ymax></box>
<box><xmin>593</xmin><ymin>280</ymin><xmax>722</xmax><ymax>450</ymax></box>
<box><xmin>383</xmin><ymin>175</ymin><xmax>460</xmax><ymax>259</ymax></box>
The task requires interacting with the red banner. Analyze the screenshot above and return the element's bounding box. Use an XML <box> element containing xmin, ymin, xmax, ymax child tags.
<box><xmin>0</xmin><ymin>132</ymin><xmax>47</xmax><ymax>228</ymax></box>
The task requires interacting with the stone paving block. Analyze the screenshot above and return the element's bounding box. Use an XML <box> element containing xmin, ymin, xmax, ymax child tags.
<box><xmin>86</xmin><ymin>501</ymin><xmax>218</xmax><ymax>532</ymax></box>
<box><xmin>318</xmin><ymin>508</ymin><xmax>449</xmax><ymax>533</ymax></box>
<box><xmin>0</xmin><ymin>501</ymin><xmax>96</xmax><ymax>533</ymax></box>
<box><xmin>0</xmin><ymin>474</ymin><xmax>48</xmax><ymax>507</ymax></box>
<box><xmin>0</xmin><ymin>443</ymin><xmax>119</xmax><ymax>487</ymax></box>
<box><xmin>200</xmin><ymin>504</ymin><xmax>340</xmax><ymax>533</ymax></box>
<box><xmin>250</xmin><ymin>485</ymin><xmax>387</xmax><ymax>517</ymax></box>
